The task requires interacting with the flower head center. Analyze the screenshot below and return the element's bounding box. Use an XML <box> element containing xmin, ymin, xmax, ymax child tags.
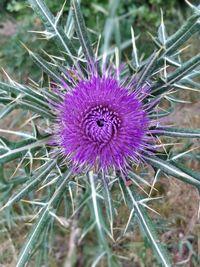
<box><xmin>96</xmin><ymin>118</ymin><xmax>105</xmax><ymax>127</ymax></box>
<box><xmin>83</xmin><ymin>105</ymin><xmax>121</xmax><ymax>143</ymax></box>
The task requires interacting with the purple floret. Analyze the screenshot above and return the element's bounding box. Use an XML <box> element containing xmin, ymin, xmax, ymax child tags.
<box><xmin>54</xmin><ymin>74</ymin><xmax>151</xmax><ymax>171</ymax></box>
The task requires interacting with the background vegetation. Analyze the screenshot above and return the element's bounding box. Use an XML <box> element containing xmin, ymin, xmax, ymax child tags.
<box><xmin>0</xmin><ymin>0</ymin><xmax>200</xmax><ymax>266</ymax></box>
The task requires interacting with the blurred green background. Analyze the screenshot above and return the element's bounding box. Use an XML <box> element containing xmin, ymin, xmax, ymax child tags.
<box><xmin>0</xmin><ymin>0</ymin><xmax>198</xmax><ymax>82</ymax></box>
<box><xmin>0</xmin><ymin>1</ymin><xmax>200</xmax><ymax>266</ymax></box>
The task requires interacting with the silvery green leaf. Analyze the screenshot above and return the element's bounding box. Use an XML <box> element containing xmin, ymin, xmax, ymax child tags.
<box><xmin>122</xmin><ymin>184</ymin><xmax>171</xmax><ymax>267</ymax></box>
<box><xmin>172</xmin><ymin>161</ymin><xmax>200</xmax><ymax>182</ymax></box>
<box><xmin>72</xmin><ymin>0</ymin><xmax>95</xmax><ymax>65</ymax></box>
<box><xmin>158</xmin><ymin>9</ymin><xmax>167</xmax><ymax>45</ymax></box>
<box><xmin>131</xmin><ymin>27</ymin><xmax>140</xmax><ymax>70</ymax></box>
<box><xmin>0</xmin><ymin>82</ymin><xmax>54</xmax><ymax>118</ymax></box>
<box><xmin>165</xmin><ymin>22</ymin><xmax>200</xmax><ymax>56</ymax></box>
<box><xmin>101</xmin><ymin>176</ymin><xmax>114</xmax><ymax>236</ymax></box>
<box><xmin>28</xmin><ymin>0</ymin><xmax>76</xmax><ymax>64</ymax></box>
<box><xmin>165</xmin><ymin>56</ymin><xmax>181</xmax><ymax>67</ymax></box>
<box><xmin>65</xmin><ymin>5</ymin><xmax>74</xmax><ymax>38</ymax></box>
<box><xmin>165</xmin><ymin>95</ymin><xmax>190</xmax><ymax>104</ymax></box>
<box><xmin>16</xmin><ymin>168</ymin><xmax>71</xmax><ymax>267</ymax></box>
<box><xmin>0</xmin><ymin>103</ymin><xmax>17</xmax><ymax>119</ymax></box>
<box><xmin>101</xmin><ymin>0</ymin><xmax>120</xmax><ymax>65</ymax></box>
<box><xmin>0</xmin><ymin>81</ymin><xmax>48</xmax><ymax>107</ymax></box>
<box><xmin>0</xmin><ymin>136</ymin><xmax>50</xmax><ymax>164</ymax></box>
<box><xmin>180</xmin><ymin>78</ymin><xmax>200</xmax><ymax>90</ymax></box>
<box><xmin>144</xmin><ymin>155</ymin><xmax>200</xmax><ymax>189</ymax></box>
<box><xmin>167</xmin><ymin>54</ymin><xmax>200</xmax><ymax>83</ymax></box>
<box><xmin>88</xmin><ymin>171</ymin><xmax>107</xmax><ymax>245</ymax></box>
<box><xmin>88</xmin><ymin>171</ymin><xmax>119</xmax><ymax>266</ymax></box>
<box><xmin>17</xmin><ymin>99</ymin><xmax>54</xmax><ymax>119</ymax></box>
<box><xmin>28</xmin><ymin>50</ymin><xmax>63</xmax><ymax>84</ymax></box>
<box><xmin>154</xmin><ymin>127</ymin><xmax>200</xmax><ymax>138</ymax></box>
<box><xmin>152</xmin><ymin>54</ymin><xmax>200</xmax><ymax>95</ymax></box>
<box><xmin>166</xmin><ymin>12</ymin><xmax>200</xmax><ymax>50</ymax></box>
<box><xmin>1</xmin><ymin>160</ymin><xmax>57</xmax><ymax>210</ymax></box>
<box><xmin>16</xmin><ymin>208</ymin><xmax>51</xmax><ymax>267</ymax></box>
<box><xmin>136</xmin><ymin>50</ymin><xmax>162</xmax><ymax>89</ymax></box>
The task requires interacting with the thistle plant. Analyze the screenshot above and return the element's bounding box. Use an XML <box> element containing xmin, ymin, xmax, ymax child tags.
<box><xmin>0</xmin><ymin>0</ymin><xmax>200</xmax><ymax>266</ymax></box>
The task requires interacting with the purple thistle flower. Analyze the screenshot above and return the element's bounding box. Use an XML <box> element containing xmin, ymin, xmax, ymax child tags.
<box><xmin>52</xmin><ymin>68</ymin><xmax>156</xmax><ymax>173</ymax></box>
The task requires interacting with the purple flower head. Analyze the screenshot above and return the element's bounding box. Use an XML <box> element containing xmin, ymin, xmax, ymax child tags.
<box><xmin>53</xmin><ymin>69</ymin><xmax>154</xmax><ymax>173</ymax></box>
